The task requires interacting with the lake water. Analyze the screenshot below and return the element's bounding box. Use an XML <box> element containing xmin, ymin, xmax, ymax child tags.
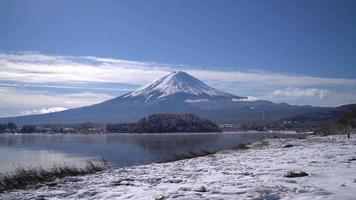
<box><xmin>0</xmin><ymin>132</ymin><xmax>303</xmax><ymax>173</ymax></box>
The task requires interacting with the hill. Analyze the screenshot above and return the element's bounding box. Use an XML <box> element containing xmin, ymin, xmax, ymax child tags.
<box><xmin>127</xmin><ymin>113</ymin><xmax>221</xmax><ymax>133</ymax></box>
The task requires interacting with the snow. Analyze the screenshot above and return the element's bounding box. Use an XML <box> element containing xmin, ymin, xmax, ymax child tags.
<box><xmin>2</xmin><ymin>134</ymin><xmax>356</xmax><ymax>200</ymax></box>
<box><xmin>232</xmin><ymin>96</ymin><xmax>258</xmax><ymax>102</ymax></box>
<box><xmin>184</xmin><ymin>99</ymin><xmax>210</xmax><ymax>103</ymax></box>
<box><xmin>123</xmin><ymin>71</ymin><xmax>235</xmax><ymax>101</ymax></box>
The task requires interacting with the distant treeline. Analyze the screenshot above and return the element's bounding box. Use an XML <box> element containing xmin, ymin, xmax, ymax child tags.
<box><xmin>1</xmin><ymin>105</ymin><xmax>355</xmax><ymax>134</ymax></box>
<box><xmin>106</xmin><ymin>123</ymin><xmax>133</xmax><ymax>133</ymax></box>
<box><xmin>0</xmin><ymin>122</ymin><xmax>17</xmax><ymax>133</ymax></box>
<box><xmin>226</xmin><ymin>104</ymin><xmax>356</xmax><ymax>134</ymax></box>
<box><xmin>0</xmin><ymin>113</ymin><xmax>221</xmax><ymax>134</ymax></box>
<box><xmin>0</xmin><ymin>122</ymin><xmax>105</xmax><ymax>134</ymax></box>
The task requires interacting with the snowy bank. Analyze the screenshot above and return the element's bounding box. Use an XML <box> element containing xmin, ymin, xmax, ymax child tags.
<box><xmin>2</xmin><ymin>135</ymin><xmax>356</xmax><ymax>200</ymax></box>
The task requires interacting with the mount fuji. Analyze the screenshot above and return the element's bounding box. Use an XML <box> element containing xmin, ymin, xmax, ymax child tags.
<box><xmin>120</xmin><ymin>71</ymin><xmax>244</xmax><ymax>103</ymax></box>
<box><xmin>0</xmin><ymin>71</ymin><xmax>327</xmax><ymax>124</ymax></box>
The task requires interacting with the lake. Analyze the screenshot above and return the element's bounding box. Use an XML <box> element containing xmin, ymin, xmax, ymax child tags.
<box><xmin>0</xmin><ymin>132</ymin><xmax>303</xmax><ymax>173</ymax></box>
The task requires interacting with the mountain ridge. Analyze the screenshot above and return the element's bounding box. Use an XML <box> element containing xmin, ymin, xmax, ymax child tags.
<box><xmin>118</xmin><ymin>71</ymin><xmax>245</xmax><ymax>103</ymax></box>
<box><xmin>0</xmin><ymin>71</ymin><xmax>332</xmax><ymax>125</ymax></box>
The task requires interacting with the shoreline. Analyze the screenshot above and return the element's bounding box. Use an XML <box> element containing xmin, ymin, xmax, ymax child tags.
<box><xmin>2</xmin><ymin>134</ymin><xmax>355</xmax><ymax>199</ymax></box>
<box><xmin>0</xmin><ymin>130</ymin><xmax>310</xmax><ymax>135</ymax></box>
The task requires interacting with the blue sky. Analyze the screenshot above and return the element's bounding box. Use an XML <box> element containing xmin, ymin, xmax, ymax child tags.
<box><xmin>0</xmin><ymin>0</ymin><xmax>356</xmax><ymax>117</ymax></box>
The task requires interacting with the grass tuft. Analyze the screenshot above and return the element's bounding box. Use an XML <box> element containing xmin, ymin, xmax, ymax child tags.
<box><xmin>156</xmin><ymin>149</ymin><xmax>217</xmax><ymax>163</ymax></box>
<box><xmin>234</xmin><ymin>143</ymin><xmax>249</xmax><ymax>150</ymax></box>
<box><xmin>0</xmin><ymin>159</ymin><xmax>109</xmax><ymax>193</ymax></box>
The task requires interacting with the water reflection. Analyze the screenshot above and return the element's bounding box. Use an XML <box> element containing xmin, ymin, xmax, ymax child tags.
<box><xmin>0</xmin><ymin>132</ymin><xmax>299</xmax><ymax>173</ymax></box>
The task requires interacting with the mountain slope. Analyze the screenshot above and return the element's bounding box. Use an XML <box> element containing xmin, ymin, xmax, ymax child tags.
<box><xmin>118</xmin><ymin>71</ymin><xmax>245</xmax><ymax>103</ymax></box>
<box><xmin>0</xmin><ymin>71</ymin><xmax>330</xmax><ymax>125</ymax></box>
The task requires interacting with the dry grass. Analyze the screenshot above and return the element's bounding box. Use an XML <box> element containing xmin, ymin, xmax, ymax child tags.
<box><xmin>156</xmin><ymin>150</ymin><xmax>217</xmax><ymax>163</ymax></box>
<box><xmin>234</xmin><ymin>143</ymin><xmax>250</xmax><ymax>150</ymax></box>
<box><xmin>0</xmin><ymin>159</ymin><xmax>109</xmax><ymax>193</ymax></box>
<box><xmin>157</xmin><ymin>142</ymin><xmax>252</xmax><ymax>163</ymax></box>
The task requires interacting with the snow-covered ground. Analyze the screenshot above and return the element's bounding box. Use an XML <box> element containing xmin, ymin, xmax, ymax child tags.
<box><xmin>2</xmin><ymin>134</ymin><xmax>356</xmax><ymax>200</ymax></box>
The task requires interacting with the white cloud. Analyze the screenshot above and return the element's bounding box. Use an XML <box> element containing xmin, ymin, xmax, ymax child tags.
<box><xmin>0</xmin><ymin>87</ymin><xmax>113</xmax><ymax>115</ymax></box>
<box><xmin>1</xmin><ymin>52</ymin><xmax>356</xmax><ymax>87</ymax></box>
<box><xmin>0</xmin><ymin>82</ymin><xmax>131</xmax><ymax>91</ymax></box>
<box><xmin>185</xmin><ymin>99</ymin><xmax>210</xmax><ymax>103</ymax></box>
<box><xmin>21</xmin><ymin>107</ymin><xmax>68</xmax><ymax>115</ymax></box>
<box><xmin>272</xmin><ymin>87</ymin><xmax>328</xmax><ymax>99</ymax></box>
<box><xmin>0</xmin><ymin>52</ymin><xmax>170</xmax><ymax>85</ymax></box>
<box><xmin>232</xmin><ymin>96</ymin><xmax>259</xmax><ymax>102</ymax></box>
<box><xmin>0</xmin><ymin>52</ymin><xmax>355</xmax><ymax>116</ymax></box>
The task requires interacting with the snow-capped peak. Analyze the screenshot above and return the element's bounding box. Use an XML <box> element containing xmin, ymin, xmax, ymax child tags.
<box><xmin>123</xmin><ymin>71</ymin><xmax>240</xmax><ymax>102</ymax></box>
